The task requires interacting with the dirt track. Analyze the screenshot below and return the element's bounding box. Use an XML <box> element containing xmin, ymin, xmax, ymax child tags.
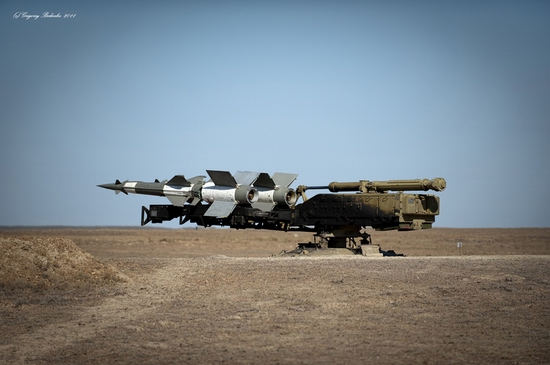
<box><xmin>1</xmin><ymin>228</ymin><xmax>549</xmax><ymax>364</ymax></box>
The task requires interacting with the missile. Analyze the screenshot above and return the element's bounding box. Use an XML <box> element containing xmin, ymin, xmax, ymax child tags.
<box><xmin>200</xmin><ymin>171</ymin><xmax>299</xmax><ymax>215</ymax></box>
<box><xmin>98</xmin><ymin>170</ymin><xmax>300</xmax><ymax>219</ymax></box>
<box><xmin>97</xmin><ymin>175</ymin><xmax>206</xmax><ymax>206</ymax></box>
<box><xmin>98</xmin><ymin>171</ymin><xmax>263</xmax><ymax>219</ymax></box>
<box><xmin>252</xmin><ymin>172</ymin><xmax>298</xmax><ymax>211</ymax></box>
<box><xmin>201</xmin><ymin>170</ymin><xmax>260</xmax><ymax>218</ymax></box>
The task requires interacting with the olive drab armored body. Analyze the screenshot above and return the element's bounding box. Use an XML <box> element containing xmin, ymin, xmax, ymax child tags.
<box><xmin>98</xmin><ymin>171</ymin><xmax>446</xmax><ymax>255</ymax></box>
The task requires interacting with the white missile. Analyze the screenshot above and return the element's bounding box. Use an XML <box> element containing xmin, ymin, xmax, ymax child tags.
<box><xmin>252</xmin><ymin>172</ymin><xmax>298</xmax><ymax>211</ymax></box>
<box><xmin>98</xmin><ymin>170</ymin><xmax>299</xmax><ymax>218</ymax></box>
<box><xmin>201</xmin><ymin>170</ymin><xmax>260</xmax><ymax>218</ymax></box>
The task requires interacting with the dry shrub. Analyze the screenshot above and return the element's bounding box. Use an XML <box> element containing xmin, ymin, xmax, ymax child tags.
<box><xmin>0</xmin><ymin>235</ymin><xmax>126</xmax><ymax>291</ymax></box>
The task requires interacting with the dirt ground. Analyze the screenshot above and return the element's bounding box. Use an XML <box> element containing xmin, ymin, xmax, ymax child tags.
<box><xmin>1</xmin><ymin>227</ymin><xmax>549</xmax><ymax>364</ymax></box>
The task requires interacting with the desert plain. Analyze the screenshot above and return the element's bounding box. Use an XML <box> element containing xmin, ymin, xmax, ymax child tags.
<box><xmin>1</xmin><ymin>227</ymin><xmax>549</xmax><ymax>364</ymax></box>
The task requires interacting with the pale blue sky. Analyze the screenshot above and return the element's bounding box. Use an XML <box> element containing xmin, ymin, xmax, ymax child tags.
<box><xmin>1</xmin><ymin>0</ymin><xmax>549</xmax><ymax>227</ymax></box>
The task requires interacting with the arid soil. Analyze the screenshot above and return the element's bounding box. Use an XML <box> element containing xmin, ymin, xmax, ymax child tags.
<box><xmin>1</xmin><ymin>227</ymin><xmax>549</xmax><ymax>364</ymax></box>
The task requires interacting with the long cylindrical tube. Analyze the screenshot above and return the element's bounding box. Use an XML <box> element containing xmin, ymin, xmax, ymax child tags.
<box><xmin>334</xmin><ymin>178</ymin><xmax>446</xmax><ymax>192</ymax></box>
<box><xmin>307</xmin><ymin>178</ymin><xmax>446</xmax><ymax>193</ymax></box>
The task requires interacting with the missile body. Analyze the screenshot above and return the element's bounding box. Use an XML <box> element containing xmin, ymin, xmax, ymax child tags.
<box><xmin>200</xmin><ymin>181</ymin><xmax>258</xmax><ymax>204</ymax></box>
<box><xmin>252</xmin><ymin>172</ymin><xmax>298</xmax><ymax>210</ymax></box>
<box><xmin>98</xmin><ymin>175</ymin><xmax>205</xmax><ymax>206</ymax></box>
<box><xmin>99</xmin><ymin>170</ymin><xmax>300</xmax><ymax>218</ymax></box>
<box><xmin>200</xmin><ymin>170</ymin><xmax>260</xmax><ymax>217</ymax></box>
<box><xmin>198</xmin><ymin>170</ymin><xmax>299</xmax><ymax>216</ymax></box>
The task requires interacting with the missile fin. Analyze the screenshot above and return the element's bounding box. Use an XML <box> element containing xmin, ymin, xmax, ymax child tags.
<box><xmin>167</xmin><ymin>175</ymin><xmax>191</xmax><ymax>186</ymax></box>
<box><xmin>204</xmin><ymin>200</ymin><xmax>236</xmax><ymax>218</ymax></box>
<box><xmin>166</xmin><ymin>195</ymin><xmax>187</xmax><ymax>206</ymax></box>
<box><xmin>253</xmin><ymin>173</ymin><xmax>275</xmax><ymax>189</ymax></box>
<box><xmin>234</xmin><ymin>171</ymin><xmax>260</xmax><ymax>186</ymax></box>
<box><xmin>188</xmin><ymin>175</ymin><xmax>206</xmax><ymax>185</ymax></box>
<box><xmin>272</xmin><ymin>173</ymin><xmax>298</xmax><ymax>187</ymax></box>
<box><xmin>206</xmin><ymin>170</ymin><xmax>236</xmax><ymax>187</ymax></box>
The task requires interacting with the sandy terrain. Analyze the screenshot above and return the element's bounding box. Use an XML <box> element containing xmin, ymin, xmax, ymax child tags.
<box><xmin>1</xmin><ymin>227</ymin><xmax>549</xmax><ymax>364</ymax></box>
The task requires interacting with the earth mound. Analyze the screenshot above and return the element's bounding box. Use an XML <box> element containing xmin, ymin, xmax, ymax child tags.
<box><xmin>0</xmin><ymin>235</ymin><xmax>126</xmax><ymax>291</ymax></box>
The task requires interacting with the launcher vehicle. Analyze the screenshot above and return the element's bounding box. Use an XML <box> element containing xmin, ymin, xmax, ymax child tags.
<box><xmin>98</xmin><ymin>170</ymin><xmax>446</xmax><ymax>256</ymax></box>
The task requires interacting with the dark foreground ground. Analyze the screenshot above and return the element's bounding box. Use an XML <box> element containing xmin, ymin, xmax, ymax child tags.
<box><xmin>1</xmin><ymin>227</ymin><xmax>549</xmax><ymax>364</ymax></box>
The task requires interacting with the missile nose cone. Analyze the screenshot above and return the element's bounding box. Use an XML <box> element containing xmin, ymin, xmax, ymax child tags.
<box><xmin>97</xmin><ymin>183</ymin><xmax>118</xmax><ymax>190</ymax></box>
<box><xmin>97</xmin><ymin>182</ymin><xmax>127</xmax><ymax>195</ymax></box>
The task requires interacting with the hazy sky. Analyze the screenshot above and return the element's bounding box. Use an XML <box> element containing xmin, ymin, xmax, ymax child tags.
<box><xmin>1</xmin><ymin>0</ymin><xmax>549</xmax><ymax>228</ymax></box>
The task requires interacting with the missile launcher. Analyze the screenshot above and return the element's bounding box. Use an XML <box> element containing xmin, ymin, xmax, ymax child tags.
<box><xmin>98</xmin><ymin>171</ymin><xmax>446</xmax><ymax>255</ymax></box>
